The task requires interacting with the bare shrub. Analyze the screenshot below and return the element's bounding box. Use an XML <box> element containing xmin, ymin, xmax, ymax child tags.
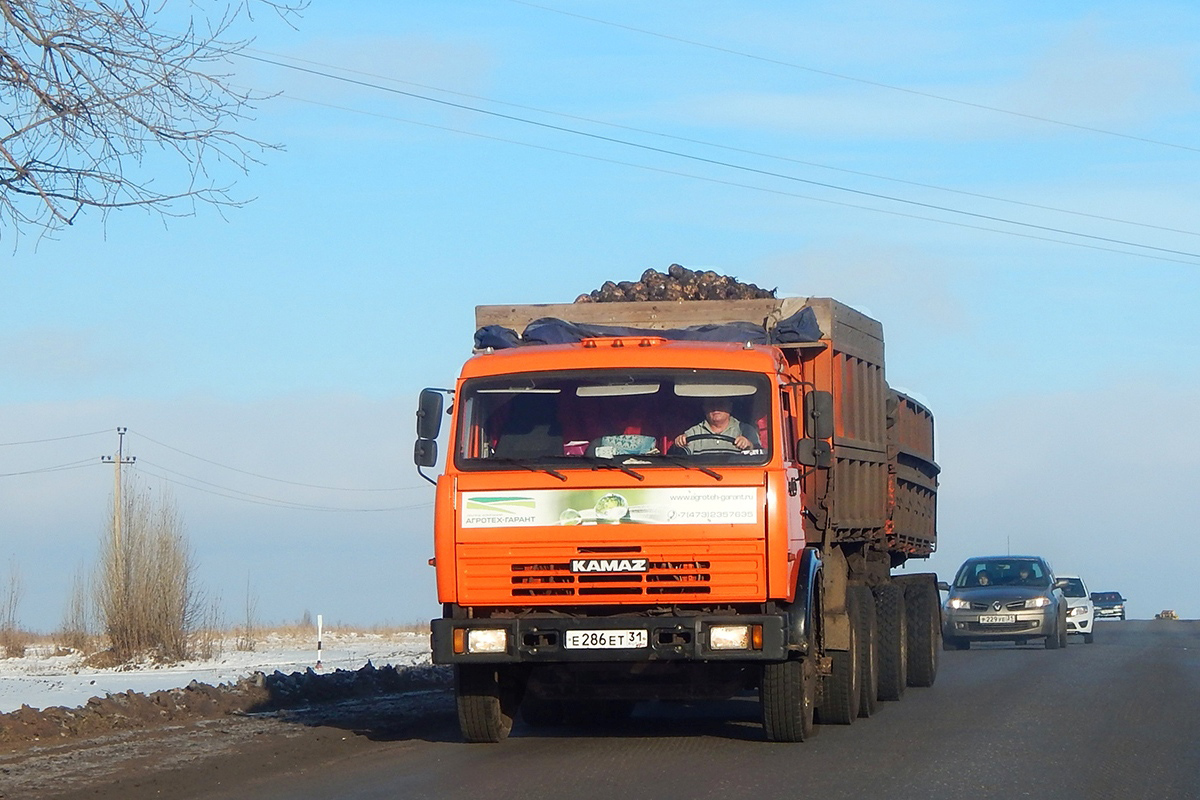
<box><xmin>191</xmin><ymin>598</ymin><xmax>224</xmax><ymax>661</ymax></box>
<box><xmin>236</xmin><ymin>575</ymin><xmax>257</xmax><ymax>652</ymax></box>
<box><xmin>56</xmin><ymin>566</ymin><xmax>92</xmax><ymax>652</ymax></box>
<box><xmin>0</xmin><ymin>561</ymin><xmax>26</xmax><ymax>658</ymax></box>
<box><xmin>96</xmin><ymin>482</ymin><xmax>203</xmax><ymax>662</ymax></box>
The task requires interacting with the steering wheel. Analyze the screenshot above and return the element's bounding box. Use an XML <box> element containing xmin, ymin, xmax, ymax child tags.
<box><xmin>681</xmin><ymin>433</ymin><xmax>742</xmax><ymax>453</ymax></box>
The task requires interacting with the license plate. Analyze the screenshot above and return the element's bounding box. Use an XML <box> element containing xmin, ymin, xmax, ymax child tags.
<box><xmin>979</xmin><ymin>614</ymin><xmax>1016</xmax><ymax>624</ymax></box>
<box><xmin>564</xmin><ymin>629</ymin><xmax>649</xmax><ymax>649</ymax></box>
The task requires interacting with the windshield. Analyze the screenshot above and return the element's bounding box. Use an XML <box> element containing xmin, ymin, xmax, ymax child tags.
<box><xmin>454</xmin><ymin>368</ymin><xmax>772</xmax><ymax>469</ymax></box>
<box><xmin>1060</xmin><ymin>578</ymin><xmax>1087</xmax><ymax>598</ymax></box>
<box><xmin>954</xmin><ymin>558</ymin><xmax>1050</xmax><ymax>589</ymax></box>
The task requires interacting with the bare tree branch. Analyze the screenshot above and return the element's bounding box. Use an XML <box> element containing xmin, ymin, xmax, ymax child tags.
<box><xmin>0</xmin><ymin>0</ymin><xmax>304</xmax><ymax>242</ymax></box>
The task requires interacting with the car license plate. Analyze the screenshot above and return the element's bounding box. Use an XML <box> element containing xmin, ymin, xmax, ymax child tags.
<box><xmin>564</xmin><ymin>629</ymin><xmax>649</xmax><ymax>649</ymax></box>
<box><xmin>979</xmin><ymin>614</ymin><xmax>1016</xmax><ymax>624</ymax></box>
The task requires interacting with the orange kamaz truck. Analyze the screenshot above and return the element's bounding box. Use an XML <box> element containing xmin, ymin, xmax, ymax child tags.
<box><xmin>415</xmin><ymin>296</ymin><xmax>940</xmax><ymax>742</ymax></box>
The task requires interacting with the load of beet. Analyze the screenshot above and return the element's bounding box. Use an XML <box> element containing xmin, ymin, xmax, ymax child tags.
<box><xmin>574</xmin><ymin>264</ymin><xmax>776</xmax><ymax>303</ymax></box>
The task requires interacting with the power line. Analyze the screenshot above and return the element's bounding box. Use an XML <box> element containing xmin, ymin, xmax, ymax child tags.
<box><xmin>508</xmin><ymin>0</ymin><xmax>1200</xmax><ymax>154</ymax></box>
<box><xmin>135</xmin><ymin>460</ymin><xmax>432</xmax><ymax>513</ymax></box>
<box><xmin>129</xmin><ymin>429</ymin><xmax>420</xmax><ymax>492</ymax></box>
<box><xmin>244</xmin><ymin>47</ymin><xmax>1200</xmax><ymax>240</ymax></box>
<box><xmin>278</xmin><ymin>93</ymin><xmax>1200</xmax><ymax>267</ymax></box>
<box><xmin>0</xmin><ymin>430</ymin><xmax>110</xmax><ymax>446</ymax></box>
<box><xmin>0</xmin><ymin>458</ymin><xmax>96</xmax><ymax>477</ymax></box>
<box><xmin>241</xmin><ymin>53</ymin><xmax>1200</xmax><ymax>264</ymax></box>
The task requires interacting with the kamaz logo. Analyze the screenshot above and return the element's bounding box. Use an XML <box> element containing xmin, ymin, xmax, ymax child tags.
<box><xmin>569</xmin><ymin>558</ymin><xmax>648</xmax><ymax>573</ymax></box>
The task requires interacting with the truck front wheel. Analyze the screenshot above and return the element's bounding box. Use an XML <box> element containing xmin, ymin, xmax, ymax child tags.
<box><xmin>456</xmin><ymin>664</ymin><xmax>523</xmax><ymax>743</ymax></box>
<box><xmin>761</xmin><ymin>656</ymin><xmax>817</xmax><ymax>742</ymax></box>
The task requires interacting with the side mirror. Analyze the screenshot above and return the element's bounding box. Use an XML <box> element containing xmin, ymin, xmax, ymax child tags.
<box><xmin>414</xmin><ymin>437</ymin><xmax>438</xmax><ymax>468</ymax></box>
<box><xmin>416</xmin><ymin>388</ymin><xmax>444</xmax><ymax>440</ymax></box>
<box><xmin>936</xmin><ymin>581</ymin><xmax>950</xmax><ymax>592</ymax></box>
<box><xmin>804</xmin><ymin>390</ymin><xmax>834</xmax><ymax>440</ymax></box>
<box><xmin>795</xmin><ymin>438</ymin><xmax>832</xmax><ymax>468</ymax></box>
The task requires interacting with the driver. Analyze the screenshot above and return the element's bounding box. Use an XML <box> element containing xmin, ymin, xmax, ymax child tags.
<box><xmin>674</xmin><ymin>397</ymin><xmax>760</xmax><ymax>453</ymax></box>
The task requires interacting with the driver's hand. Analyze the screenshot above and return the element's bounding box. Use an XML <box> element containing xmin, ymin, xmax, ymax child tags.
<box><xmin>674</xmin><ymin>433</ymin><xmax>688</xmax><ymax>447</ymax></box>
<box><xmin>734</xmin><ymin>436</ymin><xmax>752</xmax><ymax>450</ymax></box>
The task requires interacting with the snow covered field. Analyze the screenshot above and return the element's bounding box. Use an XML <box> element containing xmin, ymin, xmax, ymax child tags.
<box><xmin>0</xmin><ymin>630</ymin><xmax>433</xmax><ymax>713</ymax></box>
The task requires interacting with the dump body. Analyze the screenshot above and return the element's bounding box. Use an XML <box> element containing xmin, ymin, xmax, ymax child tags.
<box><xmin>422</xmin><ymin>296</ymin><xmax>940</xmax><ymax>742</ymax></box>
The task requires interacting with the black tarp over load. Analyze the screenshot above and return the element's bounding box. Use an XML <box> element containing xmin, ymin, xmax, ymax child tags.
<box><xmin>473</xmin><ymin>265</ymin><xmax>822</xmax><ymax>350</ymax></box>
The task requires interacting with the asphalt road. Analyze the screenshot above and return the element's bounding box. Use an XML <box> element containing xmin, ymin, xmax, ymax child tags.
<box><xmin>49</xmin><ymin>620</ymin><xmax>1199</xmax><ymax>800</ymax></box>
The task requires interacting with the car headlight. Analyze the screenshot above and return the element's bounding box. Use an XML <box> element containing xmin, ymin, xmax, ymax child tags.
<box><xmin>1069</xmin><ymin>606</ymin><xmax>1090</xmax><ymax>617</ymax></box>
<box><xmin>1025</xmin><ymin>596</ymin><xmax>1052</xmax><ymax>609</ymax></box>
<box><xmin>947</xmin><ymin>597</ymin><xmax>972</xmax><ymax>610</ymax></box>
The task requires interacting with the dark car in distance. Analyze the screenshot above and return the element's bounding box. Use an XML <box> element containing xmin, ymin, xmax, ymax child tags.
<box><xmin>1091</xmin><ymin>591</ymin><xmax>1127</xmax><ymax>620</ymax></box>
<box><xmin>940</xmin><ymin>556</ymin><xmax>1069</xmax><ymax>650</ymax></box>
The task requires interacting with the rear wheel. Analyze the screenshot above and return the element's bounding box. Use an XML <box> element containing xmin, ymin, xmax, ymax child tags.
<box><xmin>456</xmin><ymin>665</ymin><xmax>522</xmax><ymax>743</ymax></box>
<box><xmin>905</xmin><ymin>580</ymin><xmax>940</xmax><ymax>687</ymax></box>
<box><xmin>875</xmin><ymin>583</ymin><xmax>908</xmax><ymax>701</ymax></box>
<box><xmin>853</xmin><ymin>585</ymin><xmax>879</xmax><ymax>718</ymax></box>
<box><xmin>816</xmin><ymin>589</ymin><xmax>861</xmax><ymax>725</ymax></box>
<box><xmin>761</xmin><ymin>657</ymin><xmax>817</xmax><ymax>742</ymax></box>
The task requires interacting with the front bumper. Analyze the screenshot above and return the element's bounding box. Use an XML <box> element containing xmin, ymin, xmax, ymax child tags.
<box><xmin>1095</xmin><ymin>606</ymin><xmax>1125</xmax><ymax>619</ymax></box>
<box><xmin>942</xmin><ymin>608</ymin><xmax>1055</xmax><ymax>641</ymax></box>
<box><xmin>431</xmin><ymin>613</ymin><xmax>789</xmax><ymax>664</ymax></box>
<box><xmin>1067</xmin><ymin>613</ymin><xmax>1094</xmax><ymax>634</ymax></box>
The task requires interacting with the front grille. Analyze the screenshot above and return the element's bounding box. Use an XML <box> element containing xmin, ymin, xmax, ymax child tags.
<box><xmin>970</xmin><ymin>600</ymin><xmax>1028</xmax><ymax>611</ymax></box>
<box><xmin>512</xmin><ymin>559</ymin><xmax>713</xmax><ymax>597</ymax></box>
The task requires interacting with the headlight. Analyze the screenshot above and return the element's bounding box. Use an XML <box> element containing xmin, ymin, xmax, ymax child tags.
<box><xmin>1069</xmin><ymin>606</ymin><xmax>1090</xmax><ymax>617</ymax></box>
<box><xmin>947</xmin><ymin>598</ymin><xmax>972</xmax><ymax>610</ymax></box>
<box><xmin>1025</xmin><ymin>596</ymin><xmax>1052</xmax><ymax>609</ymax></box>
<box><xmin>454</xmin><ymin>628</ymin><xmax>508</xmax><ymax>654</ymax></box>
<box><xmin>709</xmin><ymin>624</ymin><xmax>763</xmax><ymax>650</ymax></box>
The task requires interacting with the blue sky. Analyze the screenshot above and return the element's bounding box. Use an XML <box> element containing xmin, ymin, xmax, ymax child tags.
<box><xmin>3</xmin><ymin>1</ymin><xmax>1199</xmax><ymax>631</ymax></box>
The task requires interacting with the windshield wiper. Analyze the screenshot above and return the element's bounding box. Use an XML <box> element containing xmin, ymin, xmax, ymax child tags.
<box><xmin>493</xmin><ymin>458</ymin><xmax>567</xmax><ymax>482</ymax></box>
<box><xmin>581</xmin><ymin>455</ymin><xmax>645</xmax><ymax>481</ymax></box>
<box><xmin>656</xmin><ymin>453</ymin><xmax>723</xmax><ymax>480</ymax></box>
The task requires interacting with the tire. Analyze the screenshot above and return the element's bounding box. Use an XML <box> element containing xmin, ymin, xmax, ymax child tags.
<box><xmin>905</xmin><ymin>581</ymin><xmax>940</xmax><ymax>687</ymax></box>
<box><xmin>1044</xmin><ymin>618</ymin><xmax>1061</xmax><ymax>649</ymax></box>
<box><xmin>456</xmin><ymin>664</ymin><xmax>522</xmax><ymax>743</ymax></box>
<box><xmin>943</xmin><ymin>637</ymin><xmax>969</xmax><ymax>651</ymax></box>
<box><xmin>1084</xmin><ymin>632</ymin><xmax>1095</xmax><ymax>644</ymax></box>
<box><xmin>761</xmin><ymin>657</ymin><xmax>817</xmax><ymax>742</ymax></box>
<box><xmin>1059</xmin><ymin>615</ymin><xmax>1070</xmax><ymax>649</ymax></box>
<box><xmin>875</xmin><ymin>583</ymin><xmax>907</xmax><ymax>701</ymax></box>
<box><xmin>852</xmin><ymin>585</ymin><xmax>879</xmax><ymax>718</ymax></box>
<box><xmin>816</xmin><ymin>589</ymin><xmax>860</xmax><ymax>725</ymax></box>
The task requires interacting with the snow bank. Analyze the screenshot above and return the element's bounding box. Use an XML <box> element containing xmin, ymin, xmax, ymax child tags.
<box><xmin>0</xmin><ymin>630</ymin><xmax>432</xmax><ymax>713</ymax></box>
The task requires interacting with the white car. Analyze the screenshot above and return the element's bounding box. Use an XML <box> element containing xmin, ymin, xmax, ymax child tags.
<box><xmin>1058</xmin><ymin>574</ymin><xmax>1095</xmax><ymax>643</ymax></box>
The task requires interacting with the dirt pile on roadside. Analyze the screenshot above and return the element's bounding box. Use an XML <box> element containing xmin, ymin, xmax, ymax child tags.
<box><xmin>0</xmin><ymin>662</ymin><xmax>450</xmax><ymax>752</ymax></box>
<box><xmin>575</xmin><ymin>264</ymin><xmax>775</xmax><ymax>303</ymax></box>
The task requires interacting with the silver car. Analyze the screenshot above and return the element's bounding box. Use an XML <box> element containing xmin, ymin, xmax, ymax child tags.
<box><xmin>940</xmin><ymin>556</ymin><xmax>1068</xmax><ymax>650</ymax></box>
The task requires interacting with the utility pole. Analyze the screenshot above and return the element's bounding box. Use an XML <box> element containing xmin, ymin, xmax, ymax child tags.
<box><xmin>101</xmin><ymin>427</ymin><xmax>136</xmax><ymax>551</ymax></box>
